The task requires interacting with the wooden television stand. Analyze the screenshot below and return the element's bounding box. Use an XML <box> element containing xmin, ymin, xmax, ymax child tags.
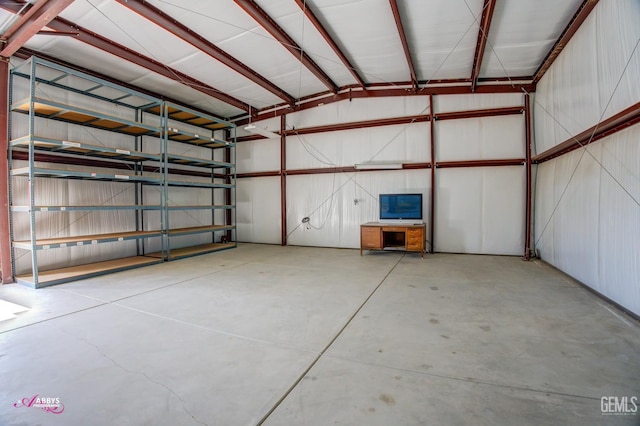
<box><xmin>360</xmin><ymin>222</ymin><xmax>426</xmax><ymax>257</ymax></box>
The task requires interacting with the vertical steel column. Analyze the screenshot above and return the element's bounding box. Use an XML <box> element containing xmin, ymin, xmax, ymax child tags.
<box><xmin>0</xmin><ymin>59</ymin><xmax>13</xmax><ymax>283</ymax></box>
<box><xmin>280</xmin><ymin>114</ymin><xmax>287</xmax><ymax>246</ymax></box>
<box><xmin>28</xmin><ymin>59</ymin><xmax>38</xmax><ymax>286</ymax></box>
<box><xmin>134</xmin><ymin>109</ymin><xmax>141</xmax><ymax>256</ymax></box>
<box><xmin>429</xmin><ymin>95</ymin><xmax>436</xmax><ymax>253</ymax></box>
<box><xmin>224</xmin><ymin>128</ymin><xmax>232</xmax><ymax>243</ymax></box>
<box><xmin>524</xmin><ymin>93</ymin><xmax>532</xmax><ymax>260</ymax></box>
<box><xmin>162</xmin><ymin>102</ymin><xmax>169</xmax><ymax>260</ymax></box>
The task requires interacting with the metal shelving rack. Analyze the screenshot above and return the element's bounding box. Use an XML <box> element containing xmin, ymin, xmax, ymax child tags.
<box><xmin>146</xmin><ymin>101</ymin><xmax>237</xmax><ymax>260</ymax></box>
<box><xmin>8</xmin><ymin>56</ymin><xmax>166</xmax><ymax>287</ymax></box>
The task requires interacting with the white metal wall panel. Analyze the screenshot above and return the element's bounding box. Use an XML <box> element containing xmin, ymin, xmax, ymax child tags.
<box><xmin>287</xmin><ymin>97</ymin><xmax>430</xmax><ymax>129</ymax></box>
<box><xmin>286</xmin><ymin>123</ymin><xmax>430</xmax><ymax>170</ymax></box>
<box><xmin>236</xmin><ymin>139</ymin><xmax>280</xmax><ymax>174</ymax></box>
<box><xmin>434</xmin><ymin>93</ymin><xmax>523</xmax><ymax>113</ymax></box>
<box><xmin>534</xmin><ymin>0</ymin><xmax>640</xmax><ymax>154</ymax></box>
<box><xmin>436</xmin><ymin>115</ymin><xmax>525</xmax><ymax>161</ymax></box>
<box><xmin>435</xmin><ymin>166</ymin><xmax>525</xmax><ymax>255</ymax></box>
<box><xmin>534</xmin><ymin>125</ymin><xmax>640</xmax><ymax>315</ymax></box>
<box><xmin>287</xmin><ymin>170</ymin><xmax>431</xmax><ymax>249</ymax></box>
<box><xmin>236</xmin><ymin>177</ymin><xmax>281</xmax><ymax>244</ymax></box>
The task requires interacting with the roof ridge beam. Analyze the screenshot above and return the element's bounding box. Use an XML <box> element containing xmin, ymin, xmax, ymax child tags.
<box><xmin>389</xmin><ymin>0</ymin><xmax>417</xmax><ymax>92</ymax></box>
<box><xmin>470</xmin><ymin>0</ymin><xmax>497</xmax><ymax>91</ymax></box>
<box><xmin>293</xmin><ymin>0</ymin><xmax>366</xmax><ymax>88</ymax></box>
<box><xmin>115</xmin><ymin>0</ymin><xmax>296</xmax><ymax>106</ymax></box>
<box><xmin>532</xmin><ymin>0</ymin><xmax>599</xmax><ymax>84</ymax></box>
<box><xmin>1</xmin><ymin>0</ymin><xmax>75</xmax><ymax>58</ymax></box>
<box><xmin>234</xmin><ymin>0</ymin><xmax>338</xmax><ymax>94</ymax></box>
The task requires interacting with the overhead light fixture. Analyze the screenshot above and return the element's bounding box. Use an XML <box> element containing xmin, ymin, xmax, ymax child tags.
<box><xmin>244</xmin><ymin>124</ymin><xmax>280</xmax><ymax>139</ymax></box>
<box><xmin>354</xmin><ymin>161</ymin><xmax>403</xmax><ymax>170</ymax></box>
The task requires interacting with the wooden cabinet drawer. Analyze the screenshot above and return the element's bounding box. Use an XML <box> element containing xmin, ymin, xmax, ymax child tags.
<box><xmin>382</xmin><ymin>227</ymin><xmax>404</xmax><ymax>233</ymax></box>
<box><xmin>361</xmin><ymin>227</ymin><xmax>381</xmax><ymax>249</ymax></box>
<box><xmin>406</xmin><ymin>229</ymin><xmax>423</xmax><ymax>238</ymax></box>
<box><xmin>406</xmin><ymin>228</ymin><xmax>424</xmax><ymax>251</ymax></box>
<box><xmin>407</xmin><ymin>241</ymin><xmax>423</xmax><ymax>250</ymax></box>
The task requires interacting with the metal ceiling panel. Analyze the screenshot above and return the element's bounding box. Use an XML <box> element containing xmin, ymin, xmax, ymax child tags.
<box><xmin>252</xmin><ymin>0</ymin><xmax>359</xmax><ymax>88</ymax></box>
<box><xmin>308</xmin><ymin>0</ymin><xmax>408</xmax><ymax>84</ymax></box>
<box><xmin>401</xmin><ymin>0</ymin><xmax>483</xmax><ymax>81</ymax></box>
<box><xmin>145</xmin><ymin>0</ymin><xmax>329</xmax><ymax>100</ymax></box>
<box><xmin>480</xmin><ymin>0</ymin><xmax>583</xmax><ymax>78</ymax></box>
<box><xmin>56</xmin><ymin>0</ymin><xmax>280</xmax><ymax>109</ymax></box>
<box><xmin>20</xmin><ymin>34</ymin><xmax>245</xmax><ymax>117</ymax></box>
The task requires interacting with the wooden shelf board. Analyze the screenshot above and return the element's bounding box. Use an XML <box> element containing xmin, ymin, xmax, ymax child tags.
<box><xmin>13</xmin><ymin>230</ymin><xmax>161</xmax><ymax>248</ymax></box>
<box><xmin>12</xmin><ymin>205</ymin><xmax>162</xmax><ymax>212</ymax></box>
<box><xmin>16</xmin><ymin>256</ymin><xmax>160</xmax><ymax>287</ymax></box>
<box><xmin>167</xmin><ymin>205</ymin><xmax>234</xmax><ymax>210</ymax></box>
<box><xmin>12</xmin><ymin>100</ymin><xmax>157</xmax><ymax>136</ymax></box>
<box><xmin>148</xmin><ymin>242</ymin><xmax>236</xmax><ymax>260</ymax></box>
<box><xmin>11</xmin><ymin>136</ymin><xmax>160</xmax><ymax>162</ymax></box>
<box><xmin>168</xmin><ymin>225</ymin><xmax>234</xmax><ymax>236</ymax></box>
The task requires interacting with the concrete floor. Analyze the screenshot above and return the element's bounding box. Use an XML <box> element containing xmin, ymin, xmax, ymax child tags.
<box><xmin>1</xmin><ymin>243</ymin><xmax>639</xmax><ymax>425</ymax></box>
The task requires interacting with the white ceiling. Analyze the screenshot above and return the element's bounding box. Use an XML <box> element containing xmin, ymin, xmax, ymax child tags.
<box><xmin>0</xmin><ymin>0</ymin><xmax>585</xmax><ymax>119</ymax></box>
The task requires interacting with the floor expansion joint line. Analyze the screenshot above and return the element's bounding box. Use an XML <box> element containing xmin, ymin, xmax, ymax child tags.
<box><xmin>1</xmin><ymin>262</ymin><xmax>252</xmax><ymax>336</ymax></box>
<box><xmin>107</xmin><ymin>261</ymin><xmax>252</xmax><ymax>304</ymax></box>
<box><xmin>0</xmin><ymin>302</ymin><xmax>109</xmax><ymax>335</ymax></box>
<box><xmin>111</xmin><ymin>303</ymin><xmax>318</xmax><ymax>354</ymax></box>
<box><xmin>256</xmin><ymin>254</ymin><xmax>406</xmax><ymax>426</ymax></box>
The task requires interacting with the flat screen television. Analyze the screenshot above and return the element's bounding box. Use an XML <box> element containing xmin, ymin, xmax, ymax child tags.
<box><xmin>379</xmin><ymin>193</ymin><xmax>423</xmax><ymax>222</ymax></box>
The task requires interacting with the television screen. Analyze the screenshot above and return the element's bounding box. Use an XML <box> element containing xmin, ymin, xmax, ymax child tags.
<box><xmin>379</xmin><ymin>193</ymin><xmax>423</xmax><ymax>220</ymax></box>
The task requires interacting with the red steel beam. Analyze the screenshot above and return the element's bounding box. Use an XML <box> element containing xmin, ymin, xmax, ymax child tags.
<box><xmin>532</xmin><ymin>0</ymin><xmax>599</xmax><ymax>84</ymax></box>
<box><xmin>36</xmin><ymin>30</ymin><xmax>79</xmax><ymax>37</ymax></box>
<box><xmin>238</xmin><ymin>158</ymin><xmax>531</xmax><ymax>178</ymax></box>
<box><xmin>0</xmin><ymin>60</ymin><xmax>13</xmax><ymax>283</ymax></box>
<box><xmin>389</xmin><ymin>0</ymin><xmax>417</xmax><ymax>91</ymax></box>
<box><xmin>524</xmin><ymin>93</ymin><xmax>532</xmax><ymax>260</ymax></box>
<box><xmin>429</xmin><ymin>94</ymin><xmax>435</xmax><ymax>253</ymax></box>
<box><xmin>284</xmin><ymin>114</ymin><xmax>430</xmax><ymax>136</ymax></box>
<box><xmin>0</xmin><ymin>0</ymin><xmax>75</xmax><ymax>58</ymax></box>
<box><xmin>237</xmin><ymin>171</ymin><xmax>281</xmax><ymax>178</ymax></box>
<box><xmin>239</xmin><ymin>107</ymin><xmax>522</xmax><ymax>142</ymax></box>
<box><xmin>280</xmin><ymin>114</ymin><xmax>287</xmax><ymax>246</ymax></box>
<box><xmin>116</xmin><ymin>0</ymin><xmax>295</xmax><ymax>106</ymax></box>
<box><xmin>237</xmin><ymin>162</ymin><xmax>433</xmax><ymax>179</ymax></box>
<box><xmin>293</xmin><ymin>0</ymin><xmax>365</xmax><ymax>88</ymax></box>
<box><xmin>436</xmin><ymin>159</ymin><xmax>525</xmax><ymax>168</ymax></box>
<box><xmin>234</xmin><ymin>0</ymin><xmax>338</xmax><ymax>93</ymax></box>
<box><xmin>285</xmin><ymin>163</ymin><xmax>432</xmax><ymax>176</ymax></box>
<box><xmin>237</xmin><ymin>114</ymin><xmax>430</xmax><ymax>142</ymax></box>
<box><xmin>2</xmin><ymin>0</ymin><xmax>49</xmax><ymax>40</ymax></box>
<box><xmin>434</xmin><ymin>106</ymin><xmax>523</xmax><ymax>121</ymax></box>
<box><xmin>533</xmin><ymin>101</ymin><xmax>640</xmax><ymax>163</ymax></box>
<box><xmin>470</xmin><ymin>0</ymin><xmax>497</xmax><ymax>91</ymax></box>
<box><xmin>251</xmin><ymin>83</ymin><xmax>536</xmax><ymax>121</ymax></box>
